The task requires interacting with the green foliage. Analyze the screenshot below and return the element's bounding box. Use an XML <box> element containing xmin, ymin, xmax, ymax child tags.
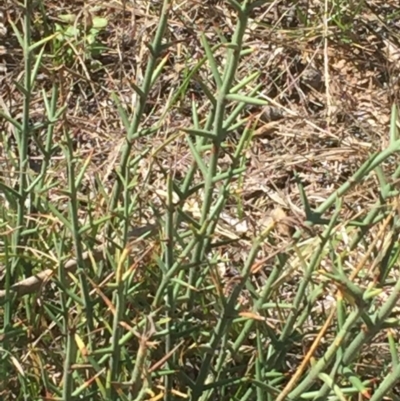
<box><xmin>53</xmin><ymin>12</ymin><xmax>108</xmax><ymax>65</ymax></box>
<box><xmin>2</xmin><ymin>0</ymin><xmax>400</xmax><ymax>400</ymax></box>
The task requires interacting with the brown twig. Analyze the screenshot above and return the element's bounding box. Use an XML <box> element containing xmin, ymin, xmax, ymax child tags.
<box><xmin>0</xmin><ymin>224</ymin><xmax>158</xmax><ymax>300</ymax></box>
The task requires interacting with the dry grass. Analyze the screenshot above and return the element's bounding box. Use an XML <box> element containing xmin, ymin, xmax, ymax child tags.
<box><xmin>1</xmin><ymin>1</ymin><xmax>399</xmax><ymax>213</ymax></box>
